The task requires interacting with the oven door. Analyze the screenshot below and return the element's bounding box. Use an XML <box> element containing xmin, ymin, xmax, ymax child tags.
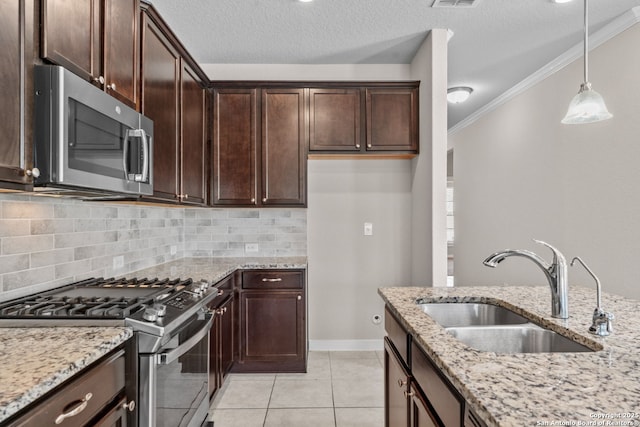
<box><xmin>139</xmin><ymin>314</ymin><xmax>212</xmax><ymax>427</ymax></box>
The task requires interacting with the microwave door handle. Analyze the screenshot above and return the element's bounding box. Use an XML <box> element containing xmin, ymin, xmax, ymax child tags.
<box><xmin>139</xmin><ymin>130</ymin><xmax>149</xmax><ymax>183</ymax></box>
<box><xmin>122</xmin><ymin>129</ymin><xmax>132</xmax><ymax>181</ymax></box>
<box><xmin>156</xmin><ymin>314</ymin><xmax>213</xmax><ymax>366</ymax></box>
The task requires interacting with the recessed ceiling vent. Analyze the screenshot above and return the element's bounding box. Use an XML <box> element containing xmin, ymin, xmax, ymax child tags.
<box><xmin>432</xmin><ymin>0</ymin><xmax>481</xmax><ymax>7</ymax></box>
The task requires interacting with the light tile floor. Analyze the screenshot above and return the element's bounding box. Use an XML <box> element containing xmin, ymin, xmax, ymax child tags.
<box><xmin>208</xmin><ymin>351</ymin><xmax>384</xmax><ymax>427</ymax></box>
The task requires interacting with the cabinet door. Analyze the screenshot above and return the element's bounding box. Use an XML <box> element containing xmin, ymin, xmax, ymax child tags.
<box><xmin>212</xmin><ymin>88</ymin><xmax>258</xmax><ymax>205</ymax></box>
<box><xmin>239</xmin><ymin>290</ymin><xmax>305</xmax><ymax>369</ymax></box>
<box><xmin>409</xmin><ymin>383</ymin><xmax>439</xmax><ymax>427</ymax></box>
<box><xmin>41</xmin><ymin>0</ymin><xmax>101</xmax><ymax>81</ymax></box>
<box><xmin>208</xmin><ymin>304</ymin><xmax>222</xmax><ymax>399</ymax></box>
<box><xmin>103</xmin><ymin>0</ymin><xmax>139</xmax><ymax>108</ymax></box>
<box><xmin>309</xmin><ymin>88</ymin><xmax>361</xmax><ymax>151</ymax></box>
<box><xmin>261</xmin><ymin>88</ymin><xmax>307</xmax><ymax>206</ymax></box>
<box><xmin>366</xmin><ymin>88</ymin><xmax>418</xmax><ymax>152</ymax></box>
<box><xmin>92</xmin><ymin>396</ymin><xmax>129</xmax><ymax>427</ymax></box>
<box><xmin>0</xmin><ymin>0</ymin><xmax>34</xmax><ymax>186</ymax></box>
<box><xmin>180</xmin><ymin>61</ymin><xmax>207</xmax><ymax>205</ymax></box>
<box><xmin>219</xmin><ymin>295</ymin><xmax>235</xmax><ymax>377</ymax></box>
<box><xmin>384</xmin><ymin>338</ymin><xmax>409</xmax><ymax>427</ymax></box>
<box><xmin>141</xmin><ymin>14</ymin><xmax>180</xmax><ymax>201</ymax></box>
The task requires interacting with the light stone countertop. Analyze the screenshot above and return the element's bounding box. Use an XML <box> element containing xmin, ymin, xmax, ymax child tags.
<box><xmin>125</xmin><ymin>256</ymin><xmax>308</xmax><ymax>284</ymax></box>
<box><xmin>378</xmin><ymin>285</ymin><xmax>640</xmax><ymax>427</ymax></box>
<box><xmin>0</xmin><ymin>327</ymin><xmax>133</xmax><ymax>423</ymax></box>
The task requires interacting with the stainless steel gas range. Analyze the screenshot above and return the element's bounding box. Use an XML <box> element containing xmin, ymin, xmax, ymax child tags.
<box><xmin>0</xmin><ymin>276</ymin><xmax>220</xmax><ymax>427</ymax></box>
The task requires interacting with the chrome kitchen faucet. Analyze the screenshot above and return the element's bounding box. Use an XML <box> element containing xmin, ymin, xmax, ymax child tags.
<box><xmin>483</xmin><ymin>239</ymin><xmax>569</xmax><ymax>319</ymax></box>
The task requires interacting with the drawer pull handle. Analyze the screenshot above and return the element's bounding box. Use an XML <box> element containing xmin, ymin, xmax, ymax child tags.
<box><xmin>218</xmin><ymin>289</ymin><xmax>224</xmax><ymax>296</ymax></box>
<box><xmin>55</xmin><ymin>393</ymin><xmax>92</xmax><ymax>424</ymax></box>
<box><xmin>261</xmin><ymin>278</ymin><xmax>283</xmax><ymax>282</ymax></box>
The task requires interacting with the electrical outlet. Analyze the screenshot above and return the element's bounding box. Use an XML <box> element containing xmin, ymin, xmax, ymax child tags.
<box><xmin>364</xmin><ymin>222</ymin><xmax>373</xmax><ymax>236</ymax></box>
<box><xmin>113</xmin><ymin>255</ymin><xmax>124</xmax><ymax>269</ymax></box>
<box><xmin>245</xmin><ymin>243</ymin><xmax>259</xmax><ymax>253</ymax></box>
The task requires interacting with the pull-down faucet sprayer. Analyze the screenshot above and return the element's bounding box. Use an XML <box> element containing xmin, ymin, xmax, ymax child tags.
<box><xmin>483</xmin><ymin>239</ymin><xmax>569</xmax><ymax>319</ymax></box>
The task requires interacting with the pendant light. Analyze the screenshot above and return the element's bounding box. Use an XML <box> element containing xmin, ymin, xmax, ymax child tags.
<box><xmin>561</xmin><ymin>0</ymin><xmax>612</xmax><ymax>124</ymax></box>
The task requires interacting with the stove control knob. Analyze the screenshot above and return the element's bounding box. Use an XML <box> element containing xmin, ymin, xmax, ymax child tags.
<box><xmin>142</xmin><ymin>307</ymin><xmax>158</xmax><ymax>322</ymax></box>
<box><xmin>200</xmin><ymin>280</ymin><xmax>210</xmax><ymax>290</ymax></box>
<box><xmin>154</xmin><ymin>304</ymin><xmax>167</xmax><ymax>317</ymax></box>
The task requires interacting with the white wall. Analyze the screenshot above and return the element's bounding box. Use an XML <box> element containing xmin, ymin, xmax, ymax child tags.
<box><xmin>307</xmin><ymin>159</ymin><xmax>413</xmax><ymax>348</ymax></box>
<box><xmin>449</xmin><ymin>23</ymin><xmax>640</xmax><ymax>299</ymax></box>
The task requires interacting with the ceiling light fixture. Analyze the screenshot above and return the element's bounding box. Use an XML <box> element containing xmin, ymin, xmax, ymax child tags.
<box><xmin>552</xmin><ymin>0</ymin><xmax>573</xmax><ymax>4</ymax></box>
<box><xmin>561</xmin><ymin>0</ymin><xmax>612</xmax><ymax>124</ymax></box>
<box><xmin>447</xmin><ymin>86</ymin><xmax>473</xmax><ymax>104</ymax></box>
<box><xmin>298</xmin><ymin>0</ymin><xmax>313</xmax><ymax>2</ymax></box>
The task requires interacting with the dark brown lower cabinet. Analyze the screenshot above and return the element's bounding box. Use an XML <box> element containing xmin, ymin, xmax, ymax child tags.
<box><xmin>233</xmin><ymin>269</ymin><xmax>306</xmax><ymax>373</ymax></box>
<box><xmin>208</xmin><ymin>274</ymin><xmax>235</xmax><ymax>400</ymax></box>
<box><xmin>385</xmin><ymin>307</ymin><xmax>481</xmax><ymax>427</ymax></box>
<box><xmin>6</xmin><ymin>346</ymin><xmax>134</xmax><ymax>427</ymax></box>
<box><xmin>385</xmin><ymin>337</ymin><xmax>410</xmax><ymax>427</ymax></box>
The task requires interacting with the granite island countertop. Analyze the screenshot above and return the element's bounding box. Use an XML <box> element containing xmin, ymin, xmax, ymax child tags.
<box><xmin>125</xmin><ymin>256</ymin><xmax>307</xmax><ymax>283</ymax></box>
<box><xmin>378</xmin><ymin>286</ymin><xmax>640</xmax><ymax>427</ymax></box>
<box><xmin>0</xmin><ymin>327</ymin><xmax>133</xmax><ymax>423</ymax></box>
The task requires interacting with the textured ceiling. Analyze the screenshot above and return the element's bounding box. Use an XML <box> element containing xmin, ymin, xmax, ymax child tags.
<box><xmin>149</xmin><ymin>0</ymin><xmax>640</xmax><ymax>128</ymax></box>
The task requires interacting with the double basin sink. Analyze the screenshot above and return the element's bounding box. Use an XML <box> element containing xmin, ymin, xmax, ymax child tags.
<box><xmin>417</xmin><ymin>301</ymin><xmax>596</xmax><ymax>353</ymax></box>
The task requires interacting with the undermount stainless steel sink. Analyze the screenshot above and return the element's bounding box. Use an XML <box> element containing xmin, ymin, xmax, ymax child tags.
<box><xmin>417</xmin><ymin>302</ymin><xmax>530</xmax><ymax>327</ymax></box>
<box><xmin>416</xmin><ymin>301</ymin><xmax>597</xmax><ymax>353</ymax></box>
<box><xmin>446</xmin><ymin>324</ymin><xmax>594</xmax><ymax>353</ymax></box>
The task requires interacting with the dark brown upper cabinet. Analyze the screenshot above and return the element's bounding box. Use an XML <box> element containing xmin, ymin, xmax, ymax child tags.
<box><xmin>261</xmin><ymin>88</ymin><xmax>307</xmax><ymax>206</ymax></box>
<box><xmin>366</xmin><ymin>87</ymin><xmax>418</xmax><ymax>153</ymax></box>
<box><xmin>41</xmin><ymin>0</ymin><xmax>140</xmax><ymax>109</ymax></box>
<box><xmin>140</xmin><ymin>6</ymin><xmax>208</xmax><ymax>205</ymax></box>
<box><xmin>309</xmin><ymin>88</ymin><xmax>361</xmax><ymax>152</ymax></box>
<box><xmin>308</xmin><ymin>83</ymin><xmax>419</xmax><ymax>156</ymax></box>
<box><xmin>0</xmin><ymin>0</ymin><xmax>36</xmax><ymax>189</ymax></box>
<box><xmin>180</xmin><ymin>62</ymin><xmax>208</xmax><ymax>206</ymax></box>
<box><xmin>211</xmin><ymin>86</ymin><xmax>306</xmax><ymax>207</ymax></box>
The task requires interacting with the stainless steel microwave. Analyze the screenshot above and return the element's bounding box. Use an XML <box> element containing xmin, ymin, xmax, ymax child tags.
<box><xmin>33</xmin><ymin>65</ymin><xmax>153</xmax><ymax>196</ymax></box>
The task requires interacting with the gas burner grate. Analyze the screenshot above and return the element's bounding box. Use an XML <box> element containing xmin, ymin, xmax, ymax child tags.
<box><xmin>0</xmin><ymin>277</ymin><xmax>194</xmax><ymax>319</ymax></box>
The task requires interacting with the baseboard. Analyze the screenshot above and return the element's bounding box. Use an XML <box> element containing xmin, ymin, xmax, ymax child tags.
<box><xmin>309</xmin><ymin>339</ymin><xmax>383</xmax><ymax>351</ymax></box>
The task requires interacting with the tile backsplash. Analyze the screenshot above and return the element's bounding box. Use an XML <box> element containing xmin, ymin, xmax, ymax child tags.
<box><xmin>0</xmin><ymin>194</ymin><xmax>307</xmax><ymax>300</ymax></box>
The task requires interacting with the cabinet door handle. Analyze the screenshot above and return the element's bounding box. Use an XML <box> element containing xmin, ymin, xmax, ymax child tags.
<box><xmin>262</xmin><ymin>197</ymin><xmax>267</xmax><ymax>203</ymax></box>
<box><xmin>403</xmin><ymin>390</ymin><xmax>414</xmax><ymax>398</ymax></box>
<box><xmin>297</xmin><ymin>295</ymin><xmax>302</xmax><ymax>301</ymax></box>
<box><xmin>261</xmin><ymin>278</ymin><xmax>282</xmax><ymax>282</ymax></box>
<box><xmin>121</xmin><ymin>400</ymin><xmax>136</xmax><ymax>412</ymax></box>
<box><xmin>355</xmin><ymin>143</ymin><xmax>361</xmax><ymax>149</ymax></box>
<box><xmin>107</xmin><ymin>82</ymin><xmax>117</xmax><ymax>91</ymax></box>
<box><xmin>93</xmin><ymin>76</ymin><xmax>105</xmax><ymax>85</ymax></box>
<box><xmin>397</xmin><ymin>379</ymin><xmax>407</xmax><ymax>387</ymax></box>
<box><xmin>250</xmin><ymin>198</ymin><xmax>256</xmax><ymax>203</ymax></box>
<box><xmin>367</xmin><ymin>143</ymin><xmax>372</xmax><ymax>148</ymax></box>
<box><xmin>55</xmin><ymin>393</ymin><xmax>92</xmax><ymax>424</ymax></box>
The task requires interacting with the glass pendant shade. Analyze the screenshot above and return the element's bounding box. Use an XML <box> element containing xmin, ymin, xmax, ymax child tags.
<box><xmin>561</xmin><ymin>0</ymin><xmax>612</xmax><ymax>124</ymax></box>
<box><xmin>561</xmin><ymin>82</ymin><xmax>613</xmax><ymax>124</ymax></box>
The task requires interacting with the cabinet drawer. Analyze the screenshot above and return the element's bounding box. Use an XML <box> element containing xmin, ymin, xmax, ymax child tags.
<box><xmin>10</xmin><ymin>350</ymin><xmax>125</xmax><ymax>427</ymax></box>
<box><xmin>242</xmin><ymin>270</ymin><xmax>303</xmax><ymax>289</ymax></box>
<box><xmin>411</xmin><ymin>342</ymin><xmax>462</xmax><ymax>427</ymax></box>
<box><xmin>385</xmin><ymin>306</ymin><xmax>410</xmax><ymax>367</ymax></box>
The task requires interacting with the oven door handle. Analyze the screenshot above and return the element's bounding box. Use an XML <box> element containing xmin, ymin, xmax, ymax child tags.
<box><xmin>156</xmin><ymin>314</ymin><xmax>213</xmax><ymax>366</ymax></box>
